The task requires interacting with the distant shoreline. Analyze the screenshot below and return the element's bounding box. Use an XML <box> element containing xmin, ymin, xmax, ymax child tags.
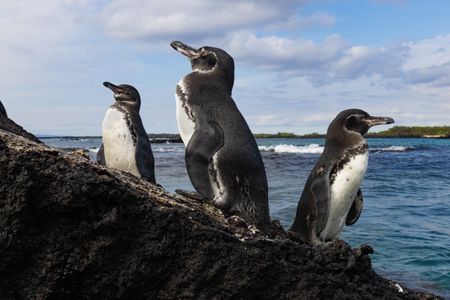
<box><xmin>37</xmin><ymin>126</ymin><xmax>450</xmax><ymax>140</ymax></box>
<box><xmin>254</xmin><ymin>126</ymin><xmax>450</xmax><ymax>139</ymax></box>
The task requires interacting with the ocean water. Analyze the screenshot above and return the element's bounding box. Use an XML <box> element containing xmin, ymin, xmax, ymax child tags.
<box><xmin>43</xmin><ymin>137</ymin><xmax>450</xmax><ymax>298</ymax></box>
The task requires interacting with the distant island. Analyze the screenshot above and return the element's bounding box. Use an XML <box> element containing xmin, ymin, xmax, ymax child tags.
<box><xmin>37</xmin><ymin>126</ymin><xmax>450</xmax><ymax>140</ymax></box>
<box><xmin>253</xmin><ymin>132</ymin><xmax>307</xmax><ymax>138</ymax></box>
<box><xmin>254</xmin><ymin>126</ymin><xmax>450</xmax><ymax>139</ymax></box>
<box><xmin>367</xmin><ymin>126</ymin><xmax>450</xmax><ymax>138</ymax></box>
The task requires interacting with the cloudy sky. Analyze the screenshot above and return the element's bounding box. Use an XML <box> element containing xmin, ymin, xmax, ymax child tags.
<box><xmin>1</xmin><ymin>0</ymin><xmax>450</xmax><ymax>135</ymax></box>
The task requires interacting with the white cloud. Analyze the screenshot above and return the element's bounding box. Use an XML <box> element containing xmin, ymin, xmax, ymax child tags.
<box><xmin>224</xmin><ymin>31</ymin><xmax>347</xmax><ymax>69</ymax></box>
<box><xmin>400</xmin><ymin>35</ymin><xmax>450</xmax><ymax>94</ymax></box>
<box><xmin>0</xmin><ymin>0</ymin><xmax>102</xmax><ymax>84</ymax></box>
<box><xmin>403</xmin><ymin>35</ymin><xmax>450</xmax><ymax>70</ymax></box>
<box><xmin>101</xmin><ymin>0</ymin><xmax>309</xmax><ymax>42</ymax></box>
<box><xmin>268</xmin><ymin>11</ymin><xmax>336</xmax><ymax>31</ymax></box>
<box><xmin>1</xmin><ymin>0</ymin><xmax>449</xmax><ymax>135</ymax></box>
<box><xmin>97</xmin><ymin>0</ymin><xmax>450</xmax><ymax>92</ymax></box>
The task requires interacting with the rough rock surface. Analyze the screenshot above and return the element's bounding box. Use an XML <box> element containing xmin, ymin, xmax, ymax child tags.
<box><xmin>0</xmin><ymin>129</ymin><xmax>441</xmax><ymax>299</ymax></box>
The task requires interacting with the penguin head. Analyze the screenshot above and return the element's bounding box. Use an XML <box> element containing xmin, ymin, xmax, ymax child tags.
<box><xmin>103</xmin><ymin>82</ymin><xmax>141</xmax><ymax>111</ymax></box>
<box><xmin>171</xmin><ymin>41</ymin><xmax>235</xmax><ymax>91</ymax></box>
<box><xmin>328</xmin><ymin>109</ymin><xmax>394</xmax><ymax>143</ymax></box>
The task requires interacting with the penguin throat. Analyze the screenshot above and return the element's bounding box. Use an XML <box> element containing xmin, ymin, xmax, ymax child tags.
<box><xmin>113</xmin><ymin>101</ymin><xmax>140</xmax><ymax>113</ymax></box>
<box><xmin>330</xmin><ymin>144</ymin><xmax>368</xmax><ymax>185</ymax></box>
<box><xmin>193</xmin><ymin>66</ymin><xmax>216</xmax><ymax>73</ymax></box>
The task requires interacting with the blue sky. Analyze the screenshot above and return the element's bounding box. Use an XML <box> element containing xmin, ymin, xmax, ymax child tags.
<box><xmin>1</xmin><ymin>0</ymin><xmax>450</xmax><ymax>135</ymax></box>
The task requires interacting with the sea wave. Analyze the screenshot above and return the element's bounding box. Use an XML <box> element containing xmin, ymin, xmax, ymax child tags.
<box><xmin>152</xmin><ymin>146</ymin><xmax>184</xmax><ymax>153</ymax></box>
<box><xmin>258</xmin><ymin>144</ymin><xmax>414</xmax><ymax>154</ymax></box>
<box><xmin>88</xmin><ymin>146</ymin><xmax>184</xmax><ymax>154</ymax></box>
<box><xmin>258</xmin><ymin>144</ymin><xmax>324</xmax><ymax>154</ymax></box>
<box><xmin>60</xmin><ymin>137</ymin><xmax>90</xmax><ymax>142</ymax></box>
<box><xmin>89</xmin><ymin>144</ymin><xmax>413</xmax><ymax>155</ymax></box>
<box><xmin>370</xmin><ymin>146</ymin><xmax>414</xmax><ymax>152</ymax></box>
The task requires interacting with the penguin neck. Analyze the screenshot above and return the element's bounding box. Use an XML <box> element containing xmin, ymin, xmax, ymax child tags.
<box><xmin>112</xmin><ymin>102</ymin><xmax>139</xmax><ymax>115</ymax></box>
<box><xmin>325</xmin><ymin>132</ymin><xmax>367</xmax><ymax>153</ymax></box>
<box><xmin>219</xmin><ymin>67</ymin><xmax>234</xmax><ymax>94</ymax></box>
<box><xmin>191</xmin><ymin>68</ymin><xmax>234</xmax><ymax>95</ymax></box>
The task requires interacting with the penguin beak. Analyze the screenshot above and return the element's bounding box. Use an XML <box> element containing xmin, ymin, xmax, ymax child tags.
<box><xmin>103</xmin><ymin>81</ymin><xmax>129</xmax><ymax>102</ymax></box>
<box><xmin>170</xmin><ymin>41</ymin><xmax>202</xmax><ymax>59</ymax></box>
<box><xmin>103</xmin><ymin>82</ymin><xmax>123</xmax><ymax>94</ymax></box>
<box><xmin>363</xmin><ymin>116</ymin><xmax>395</xmax><ymax>127</ymax></box>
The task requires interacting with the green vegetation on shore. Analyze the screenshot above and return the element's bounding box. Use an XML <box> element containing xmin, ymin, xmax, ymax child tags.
<box><xmin>254</xmin><ymin>127</ymin><xmax>450</xmax><ymax>139</ymax></box>
<box><xmin>367</xmin><ymin>126</ymin><xmax>450</xmax><ymax>138</ymax></box>
<box><xmin>36</xmin><ymin>127</ymin><xmax>450</xmax><ymax>139</ymax></box>
<box><xmin>253</xmin><ymin>132</ymin><xmax>303</xmax><ymax>138</ymax></box>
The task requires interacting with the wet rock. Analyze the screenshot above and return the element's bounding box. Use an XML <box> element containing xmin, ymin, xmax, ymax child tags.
<box><xmin>0</xmin><ymin>129</ymin><xmax>442</xmax><ymax>299</ymax></box>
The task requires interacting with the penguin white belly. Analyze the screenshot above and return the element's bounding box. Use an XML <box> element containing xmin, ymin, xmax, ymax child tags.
<box><xmin>102</xmin><ymin>108</ymin><xmax>140</xmax><ymax>177</ymax></box>
<box><xmin>175</xmin><ymin>79</ymin><xmax>195</xmax><ymax>145</ymax></box>
<box><xmin>320</xmin><ymin>153</ymin><xmax>368</xmax><ymax>241</ymax></box>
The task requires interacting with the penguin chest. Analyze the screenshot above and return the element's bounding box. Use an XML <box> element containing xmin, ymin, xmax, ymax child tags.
<box><xmin>175</xmin><ymin>79</ymin><xmax>195</xmax><ymax>145</ymax></box>
<box><xmin>320</xmin><ymin>152</ymin><xmax>368</xmax><ymax>241</ymax></box>
<box><xmin>102</xmin><ymin>108</ymin><xmax>140</xmax><ymax>177</ymax></box>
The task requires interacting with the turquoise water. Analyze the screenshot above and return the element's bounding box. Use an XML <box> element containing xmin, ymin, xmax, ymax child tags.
<box><xmin>258</xmin><ymin>138</ymin><xmax>450</xmax><ymax>298</ymax></box>
<box><xmin>44</xmin><ymin>137</ymin><xmax>450</xmax><ymax>298</ymax></box>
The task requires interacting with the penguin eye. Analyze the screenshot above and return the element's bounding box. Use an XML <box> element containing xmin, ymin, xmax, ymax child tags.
<box><xmin>345</xmin><ymin>115</ymin><xmax>367</xmax><ymax>134</ymax></box>
<box><xmin>345</xmin><ymin>115</ymin><xmax>358</xmax><ymax>130</ymax></box>
<box><xmin>347</xmin><ymin>115</ymin><xmax>357</xmax><ymax>122</ymax></box>
<box><xmin>200</xmin><ymin>49</ymin><xmax>209</xmax><ymax>57</ymax></box>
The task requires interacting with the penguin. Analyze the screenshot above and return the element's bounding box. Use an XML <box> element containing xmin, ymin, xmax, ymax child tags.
<box><xmin>0</xmin><ymin>100</ymin><xmax>7</xmax><ymax>117</ymax></box>
<box><xmin>170</xmin><ymin>41</ymin><xmax>271</xmax><ymax>231</ymax></box>
<box><xmin>0</xmin><ymin>100</ymin><xmax>42</xmax><ymax>144</ymax></box>
<box><xmin>290</xmin><ymin>109</ymin><xmax>394</xmax><ymax>244</ymax></box>
<box><xmin>97</xmin><ymin>82</ymin><xmax>155</xmax><ymax>183</ymax></box>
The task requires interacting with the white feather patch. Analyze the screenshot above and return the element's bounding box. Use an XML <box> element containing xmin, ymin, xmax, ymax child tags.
<box><xmin>320</xmin><ymin>153</ymin><xmax>368</xmax><ymax>241</ymax></box>
<box><xmin>175</xmin><ymin>78</ymin><xmax>195</xmax><ymax>145</ymax></box>
<box><xmin>210</xmin><ymin>152</ymin><xmax>227</xmax><ymax>206</ymax></box>
<box><xmin>102</xmin><ymin>108</ymin><xmax>140</xmax><ymax>177</ymax></box>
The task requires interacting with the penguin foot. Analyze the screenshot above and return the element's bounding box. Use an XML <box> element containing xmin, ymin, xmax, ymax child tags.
<box><xmin>175</xmin><ymin>189</ymin><xmax>205</xmax><ymax>201</ymax></box>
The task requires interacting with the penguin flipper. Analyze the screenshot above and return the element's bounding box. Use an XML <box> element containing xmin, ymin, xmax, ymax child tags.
<box><xmin>143</xmin><ymin>148</ymin><xmax>156</xmax><ymax>183</ymax></box>
<box><xmin>97</xmin><ymin>143</ymin><xmax>106</xmax><ymax>165</ymax></box>
<box><xmin>346</xmin><ymin>189</ymin><xmax>363</xmax><ymax>225</ymax></box>
<box><xmin>136</xmin><ymin>134</ymin><xmax>156</xmax><ymax>184</ymax></box>
<box><xmin>310</xmin><ymin>164</ymin><xmax>334</xmax><ymax>234</ymax></box>
<box><xmin>186</xmin><ymin>107</ymin><xmax>224</xmax><ymax>200</ymax></box>
<box><xmin>137</xmin><ymin>146</ymin><xmax>156</xmax><ymax>183</ymax></box>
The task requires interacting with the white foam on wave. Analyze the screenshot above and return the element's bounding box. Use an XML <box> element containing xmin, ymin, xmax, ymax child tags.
<box><xmin>259</xmin><ymin>144</ymin><xmax>324</xmax><ymax>154</ymax></box>
<box><xmin>259</xmin><ymin>144</ymin><xmax>413</xmax><ymax>154</ymax></box>
<box><xmin>371</xmin><ymin>146</ymin><xmax>413</xmax><ymax>152</ymax></box>
<box><xmin>153</xmin><ymin>146</ymin><xmax>184</xmax><ymax>153</ymax></box>
<box><xmin>88</xmin><ymin>146</ymin><xmax>184</xmax><ymax>154</ymax></box>
<box><xmin>89</xmin><ymin>147</ymin><xmax>99</xmax><ymax>153</ymax></box>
